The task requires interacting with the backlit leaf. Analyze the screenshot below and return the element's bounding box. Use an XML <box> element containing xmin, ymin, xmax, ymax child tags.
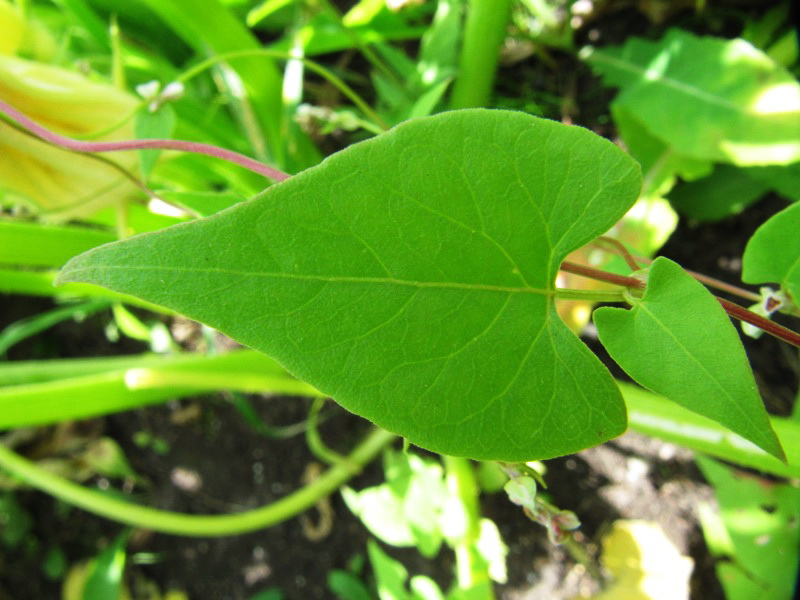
<box><xmin>742</xmin><ymin>201</ymin><xmax>800</xmax><ymax>305</ymax></box>
<box><xmin>586</xmin><ymin>29</ymin><xmax>800</xmax><ymax>166</ymax></box>
<box><xmin>594</xmin><ymin>257</ymin><xmax>785</xmax><ymax>461</ymax></box>
<box><xmin>57</xmin><ymin>109</ymin><xmax>641</xmax><ymax>461</ymax></box>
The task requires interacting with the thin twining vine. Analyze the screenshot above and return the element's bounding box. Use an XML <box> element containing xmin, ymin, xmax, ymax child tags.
<box><xmin>2</xmin><ymin>99</ymin><xmax>798</xmax><ymax>348</ymax></box>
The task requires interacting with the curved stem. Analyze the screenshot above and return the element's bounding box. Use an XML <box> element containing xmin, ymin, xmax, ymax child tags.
<box><xmin>306</xmin><ymin>397</ymin><xmax>346</xmax><ymax>465</ymax></box>
<box><xmin>594</xmin><ymin>236</ymin><xmax>643</xmax><ymax>271</ymax></box>
<box><xmin>0</xmin><ymin>99</ymin><xmax>290</xmax><ymax>182</ymax></box>
<box><xmin>0</xmin><ymin>427</ymin><xmax>395</xmax><ymax>537</ymax></box>
<box><xmin>1</xmin><ymin>113</ymin><xmax>160</xmax><ymax>200</ymax></box>
<box><xmin>685</xmin><ymin>269</ymin><xmax>762</xmax><ymax>304</ymax></box>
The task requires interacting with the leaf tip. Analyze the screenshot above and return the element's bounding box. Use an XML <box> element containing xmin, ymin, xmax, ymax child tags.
<box><xmin>55</xmin><ymin>252</ymin><xmax>91</xmax><ymax>287</ymax></box>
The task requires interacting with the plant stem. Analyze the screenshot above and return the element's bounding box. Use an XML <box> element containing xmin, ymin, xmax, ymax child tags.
<box><xmin>449</xmin><ymin>0</ymin><xmax>513</xmax><ymax>109</ymax></box>
<box><xmin>0</xmin><ymin>427</ymin><xmax>395</xmax><ymax>537</ymax></box>
<box><xmin>554</xmin><ymin>288</ymin><xmax>628</xmax><ymax>302</ymax></box>
<box><xmin>594</xmin><ymin>236</ymin><xmax>643</xmax><ymax>271</ymax></box>
<box><xmin>561</xmin><ymin>260</ymin><xmax>800</xmax><ymax>348</ymax></box>
<box><xmin>560</xmin><ymin>261</ymin><xmax>646</xmax><ymax>290</ymax></box>
<box><xmin>444</xmin><ymin>456</ymin><xmax>495</xmax><ymax>598</ymax></box>
<box><xmin>681</xmin><ymin>268</ymin><xmax>762</xmax><ymax>303</ymax></box>
<box><xmin>717</xmin><ymin>297</ymin><xmax>800</xmax><ymax>348</ymax></box>
<box><xmin>633</xmin><ymin>256</ymin><xmax>762</xmax><ymax>304</ymax></box>
<box><xmin>306</xmin><ymin>397</ymin><xmax>346</xmax><ymax>465</ymax></box>
<box><xmin>0</xmin><ymin>99</ymin><xmax>290</xmax><ymax>182</ymax></box>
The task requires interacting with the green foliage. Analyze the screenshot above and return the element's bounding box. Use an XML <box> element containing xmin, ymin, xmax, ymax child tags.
<box><xmin>666</xmin><ymin>164</ymin><xmax>771</xmax><ymax>221</ymax></box>
<box><xmin>621</xmin><ymin>381</ymin><xmax>800</xmax><ymax>479</ymax></box>
<box><xmin>344</xmin><ymin>450</ymin><xmax>505</xmax><ymax>600</ymax></box>
<box><xmin>58</xmin><ymin>109</ymin><xmax>642</xmax><ymax>461</ymax></box>
<box><xmin>595</xmin><ymin>257</ymin><xmax>784</xmax><ymax>460</ymax></box>
<box><xmin>79</xmin><ymin>531</ymin><xmax>129</xmax><ymax>600</ymax></box>
<box><xmin>367</xmin><ymin>539</ymin><xmax>445</xmax><ymax>600</ymax></box>
<box><xmin>586</xmin><ymin>28</ymin><xmax>800</xmax><ymax>166</ymax></box>
<box><xmin>743</xmin><ymin>201</ymin><xmax>800</xmax><ymax>306</ymax></box>
<box><xmin>697</xmin><ymin>455</ymin><xmax>800</xmax><ymax>600</ymax></box>
<box><xmin>0</xmin><ymin>491</ymin><xmax>32</xmax><ymax>547</ymax></box>
<box><xmin>343</xmin><ymin>451</ymin><xmax>448</xmax><ymax>557</ymax></box>
<box><xmin>0</xmin><ymin>349</ymin><xmax>317</xmax><ymax>429</ymax></box>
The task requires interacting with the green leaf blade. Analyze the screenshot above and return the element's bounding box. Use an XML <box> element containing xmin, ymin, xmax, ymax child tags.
<box><xmin>594</xmin><ymin>257</ymin><xmax>785</xmax><ymax>461</ymax></box>
<box><xmin>58</xmin><ymin>109</ymin><xmax>641</xmax><ymax>461</ymax></box>
<box><xmin>742</xmin><ymin>201</ymin><xmax>800</xmax><ymax>304</ymax></box>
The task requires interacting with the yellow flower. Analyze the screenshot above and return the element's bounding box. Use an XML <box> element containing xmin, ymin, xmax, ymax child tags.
<box><xmin>0</xmin><ymin>54</ymin><xmax>140</xmax><ymax>221</ymax></box>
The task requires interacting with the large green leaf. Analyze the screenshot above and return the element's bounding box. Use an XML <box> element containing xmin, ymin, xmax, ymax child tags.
<box><xmin>742</xmin><ymin>201</ymin><xmax>800</xmax><ymax>305</ymax></box>
<box><xmin>57</xmin><ymin>109</ymin><xmax>641</xmax><ymax>461</ymax></box>
<box><xmin>585</xmin><ymin>29</ymin><xmax>800</xmax><ymax>166</ymax></box>
<box><xmin>594</xmin><ymin>257</ymin><xmax>785</xmax><ymax>461</ymax></box>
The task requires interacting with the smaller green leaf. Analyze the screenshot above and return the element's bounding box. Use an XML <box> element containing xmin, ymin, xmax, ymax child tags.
<box><xmin>742</xmin><ymin>201</ymin><xmax>800</xmax><ymax>305</ymax></box>
<box><xmin>621</xmin><ymin>381</ymin><xmax>800</xmax><ymax>478</ymax></box>
<box><xmin>594</xmin><ymin>257</ymin><xmax>785</xmax><ymax>461</ymax></box>
<box><xmin>367</xmin><ymin>539</ymin><xmax>412</xmax><ymax>600</ymax></box>
<box><xmin>81</xmin><ymin>531</ymin><xmax>129</xmax><ymax>600</ymax></box>
<box><xmin>746</xmin><ymin>163</ymin><xmax>800</xmax><ymax>199</ymax></box>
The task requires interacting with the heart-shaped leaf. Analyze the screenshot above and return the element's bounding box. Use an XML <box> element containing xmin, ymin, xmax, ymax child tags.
<box><xmin>58</xmin><ymin>109</ymin><xmax>642</xmax><ymax>461</ymax></box>
<box><xmin>594</xmin><ymin>257</ymin><xmax>785</xmax><ymax>461</ymax></box>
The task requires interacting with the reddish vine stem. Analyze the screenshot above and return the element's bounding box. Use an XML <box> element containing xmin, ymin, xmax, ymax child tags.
<box><xmin>633</xmin><ymin>256</ymin><xmax>762</xmax><ymax>304</ymax></box>
<box><xmin>560</xmin><ymin>261</ymin><xmax>645</xmax><ymax>290</ymax></box>
<box><xmin>716</xmin><ymin>298</ymin><xmax>800</xmax><ymax>348</ymax></box>
<box><xmin>686</xmin><ymin>269</ymin><xmax>763</xmax><ymax>304</ymax></box>
<box><xmin>0</xmin><ymin>99</ymin><xmax>291</xmax><ymax>182</ymax></box>
<box><xmin>560</xmin><ymin>260</ymin><xmax>800</xmax><ymax>349</ymax></box>
<box><xmin>4</xmin><ymin>115</ymin><xmax>159</xmax><ymax>199</ymax></box>
<box><xmin>594</xmin><ymin>236</ymin><xmax>643</xmax><ymax>271</ymax></box>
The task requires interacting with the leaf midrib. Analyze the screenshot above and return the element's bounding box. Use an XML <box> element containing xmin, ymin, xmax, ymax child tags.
<box><xmin>63</xmin><ymin>264</ymin><xmax>554</xmax><ymax>296</ymax></box>
<box><xmin>591</xmin><ymin>52</ymin><xmax>744</xmax><ymax>114</ymax></box>
<box><xmin>636</xmin><ymin>302</ymin><xmax>763</xmax><ymax>433</ymax></box>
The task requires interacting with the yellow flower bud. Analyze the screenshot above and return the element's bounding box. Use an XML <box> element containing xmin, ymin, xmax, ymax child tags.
<box><xmin>0</xmin><ymin>54</ymin><xmax>140</xmax><ymax>221</ymax></box>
